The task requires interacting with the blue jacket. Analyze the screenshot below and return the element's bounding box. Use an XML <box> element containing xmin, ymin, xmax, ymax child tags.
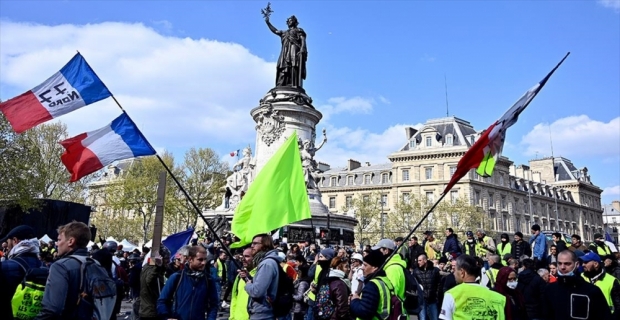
<box><xmin>2</xmin><ymin>252</ymin><xmax>42</xmax><ymax>298</ymax></box>
<box><xmin>244</xmin><ymin>249</ymin><xmax>281</xmax><ymax>320</ymax></box>
<box><xmin>34</xmin><ymin>248</ymin><xmax>88</xmax><ymax>320</ymax></box>
<box><xmin>529</xmin><ymin>233</ymin><xmax>547</xmax><ymax>260</ymax></box>
<box><xmin>157</xmin><ymin>268</ymin><xmax>218</xmax><ymax>320</ymax></box>
<box><xmin>227</xmin><ymin>258</ymin><xmax>240</xmax><ymax>285</ymax></box>
<box><xmin>350</xmin><ymin>270</ymin><xmax>388</xmax><ymax>319</ymax></box>
<box><xmin>442</xmin><ymin>234</ymin><xmax>461</xmax><ymax>257</ymax></box>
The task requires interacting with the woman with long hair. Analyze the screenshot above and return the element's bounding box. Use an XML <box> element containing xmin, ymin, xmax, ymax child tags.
<box><xmin>494</xmin><ymin>266</ymin><xmax>527</xmax><ymax>320</ymax></box>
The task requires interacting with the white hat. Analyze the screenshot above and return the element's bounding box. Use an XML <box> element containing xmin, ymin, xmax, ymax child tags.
<box><xmin>372</xmin><ymin>239</ymin><xmax>396</xmax><ymax>251</ymax></box>
<box><xmin>351</xmin><ymin>253</ymin><xmax>364</xmax><ymax>262</ymax></box>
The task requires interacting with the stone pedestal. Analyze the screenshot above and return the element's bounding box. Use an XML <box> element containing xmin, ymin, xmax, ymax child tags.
<box><xmin>201</xmin><ymin>86</ymin><xmax>358</xmax><ymax>244</ymax></box>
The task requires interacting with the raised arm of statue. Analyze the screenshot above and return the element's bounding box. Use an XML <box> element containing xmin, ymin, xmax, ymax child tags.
<box><xmin>265</xmin><ymin>18</ymin><xmax>281</xmax><ymax>36</ymax></box>
<box><xmin>314</xmin><ymin>129</ymin><xmax>327</xmax><ymax>152</ymax></box>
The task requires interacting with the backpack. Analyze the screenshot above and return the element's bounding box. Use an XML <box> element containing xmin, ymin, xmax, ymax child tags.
<box><xmin>265</xmin><ymin>257</ymin><xmax>294</xmax><ymax>318</ymax></box>
<box><xmin>11</xmin><ymin>258</ymin><xmax>49</xmax><ymax>320</ymax></box>
<box><xmin>70</xmin><ymin>255</ymin><xmax>117</xmax><ymax>320</ymax></box>
<box><xmin>372</xmin><ymin>277</ymin><xmax>406</xmax><ymax>320</ymax></box>
<box><xmin>315</xmin><ymin>283</ymin><xmax>335</xmax><ymax>319</ymax></box>
<box><xmin>401</xmin><ymin>266</ymin><xmax>424</xmax><ymax>315</ymax></box>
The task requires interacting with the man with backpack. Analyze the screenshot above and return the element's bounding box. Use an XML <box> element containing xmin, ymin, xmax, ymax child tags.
<box><xmin>35</xmin><ymin>221</ymin><xmax>117</xmax><ymax>320</ymax></box>
<box><xmin>157</xmin><ymin>245</ymin><xmax>218</xmax><ymax>320</ymax></box>
<box><xmin>240</xmin><ymin>233</ymin><xmax>290</xmax><ymax>320</ymax></box>
<box><xmin>350</xmin><ymin>249</ymin><xmax>404</xmax><ymax>320</ymax></box>
<box><xmin>372</xmin><ymin>239</ymin><xmax>406</xmax><ymax>301</ymax></box>
<box><xmin>0</xmin><ymin>225</ymin><xmax>43</xmax><ymax>314</ymax></box>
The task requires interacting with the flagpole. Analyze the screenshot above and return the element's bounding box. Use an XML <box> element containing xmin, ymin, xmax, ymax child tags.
<box><xmin>377</xmin><ymin>191</ymin><xmax>448</xmax><ymax>271</ymax></box>
<box><xmin>106</xmin><ymin>94</ymin><xmax>244</xmax><ymax>270</ymax></box>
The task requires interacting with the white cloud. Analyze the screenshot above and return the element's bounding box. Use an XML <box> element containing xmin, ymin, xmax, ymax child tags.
<box><xmin>0</xmin><ymin>21</ymin><xmax>274</xmax><ymax>147</ymax></box>
<box><xmin>317</xmin><ymin>96</ymin><xmax>374</xmax><ymax>122</ymax></box>
<box><xmin>603</xmin><ymin>185</ymin><xmax>620</xmax><ymax>196</ymax></box>
<box><xmin>316</xmin><ymin>123</ymin><xmax>424</xmax><ymax>168</ymax></box>
<box><xmin>520</xmin><ymin>115</ymin><xmax>620</xmax><ymax>158</ymax></box>
<box><xmin>599</xmin><ymin>0</ymin><xmax>620</xmax><ymax>12</ymax></box>
<box><xmin>378</xmin><ymin>95</ymin><xmax>391</xmax><ymax>104</ymax></box>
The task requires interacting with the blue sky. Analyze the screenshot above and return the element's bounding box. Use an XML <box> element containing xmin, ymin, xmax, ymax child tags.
<box><xmin>1</xmin><ymin>1</ymin><xmax>619</xmax><ymax>204</ymax></box>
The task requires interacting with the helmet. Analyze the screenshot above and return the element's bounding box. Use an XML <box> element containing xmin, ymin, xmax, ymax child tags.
<box><xmin>102</xmin><ymin>241</ymin><xmax>118</xmax><ymax>253</ymax></box>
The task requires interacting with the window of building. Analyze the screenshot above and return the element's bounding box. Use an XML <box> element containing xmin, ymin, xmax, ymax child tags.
<box><xmin>381</xmin><ymin>194</ymin><xmax>388</xmax><ymax>207</ymax></box>
<box><xmin>402</xmin><ymin>193</ymin><xmax>410</xmax><ymax>203</ymax></box>
<box><xmin>473</xmin><ymin>171</ymin><xmax>480</xmax><ymax>180</ymax></box>
<box><xmin>381</xmin><ymin>173</ymin><xmax>389</xmax><ymax>184</ymax></box>
<box><xmin>426</xmin><ymin>136</ymin><xmax>432</xmax><ymax>147</ymax></box>
<box><xmin>474</xmin><ymin>190</ymin><xmax>481</xmax><ymax>205</ymax></box>
<box><xmin>470</xmin><ymin>136</ymin><xmax>475</xmax><ymax>145</ymax></box>
<box><xmin>499</xmin><ymin>175</ymin><xmax>504</xmax><ymax>186</ymax></box>
<box><xmin>347</xmin><ymin>176</ymin><xmax>354</xmax><ymax>185</ymax></box>
<box><xmin>501</xmin><ymin>195</ymin><xmax>507</xmax><ymax>209</ymax></box>
<box><xmin>449</xmin><ymin>166</ymin><xmax>456</xmax><ymax>178</ymax></box>
<box><xmin>330</xmin><ymin>176</ymin><xmax>338</xmax><ymax>186</ymax></box>
<box><xmin>409</xmin><ymin>140</ymin><xmax>416</xmax><ymax>149</ymax></box>
<box><xmin>329</xmin><ymin>197</ymin><xmax>336</xmax><ymax>209</ymax></box>
<box><xmin>450</xmin><ymin>190</ymin><xmax>458</xmax><ymax>203</ymax></box>
<box><xmin>489</xmin><ymin>193</ymin><xmax>495</xmax><ymax>207</ymax></box>
<box><xmin>364</xmin><ymin>175</ymin><xmax>371</xmax><ymax>184</ymax></box>
<box><xmin>426</xmin><ymin>191</ymin><xmax>434</xmax><ymax>203</ymax></box>
<box><xmin>345</xmin><ymin>196</ymin><xmax>352</xmax><ymax>208</ymax></box>
<box><xmin>445</xmin><ymin>135</ymin><xmax>453</xmax><ymax>145</ymax></box>
<box><xmin>425</xmin><ymin>167</ymin><xmax>433</xmax><ymax>180</ymax></box>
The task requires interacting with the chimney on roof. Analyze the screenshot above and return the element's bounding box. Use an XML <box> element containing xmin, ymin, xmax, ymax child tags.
<box><xmin>365</xmin><ymin>162</ymin><xmax>371</xmax><ymax>166</ymax></box>
<box><xmin>347</xmin><ymin>159</ymin><xmax>361</xmax><ymax>171</ymax></box>
<box><xmin>613</xmin><ymin>200</ymin><xmax>620</xmax><ymax>212</ymax></box>
<box><xmin>405</xmin><ymin>127</ymin><xmax>417</xmax><ymax>140</ymax></box>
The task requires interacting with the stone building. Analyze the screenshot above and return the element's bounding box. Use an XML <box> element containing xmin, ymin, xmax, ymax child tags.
<box><xmin>318</xmin><ymin>116</ymin><xmax>605</xmax><ymax>241</ymax></box>
<box><xmin>603</xmin><ymin>201</ymin><xmax>620</xmax><ymax>244</ymax></box>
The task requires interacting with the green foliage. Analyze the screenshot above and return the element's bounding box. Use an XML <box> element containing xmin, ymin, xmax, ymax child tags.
<box><xmin>343</xmin><ymin>192</ymin><xmax>383</xmax><ymax>247</ymax></box>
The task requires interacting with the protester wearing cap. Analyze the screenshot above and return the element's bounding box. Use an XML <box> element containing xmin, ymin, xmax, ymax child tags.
<box><xmin>580</xmin><ymin>251</ymin><xmax>620</xmax><ymax>314</ymax></box>
<box><xmin>349</xmin><ymin>253</ymin><xmax>365</xmax><ymax>295</ymax></box>
<box><xmin>350</xmin><ymin>249</ymin><xmax>400</xmax><ymax>320</ymax></box>
<box><xmin>529</xmin><ymin>224</ymin><xmax>547</xmax><ymax>269</ymax></box>
<box><xmin>372</xmin><ymin>239</ymin><xmax>406</xmax><ymax>301</ymax></box>
<box><xmin>462</xmin><ymin>231</ymin><xmax>477</xmax><ymax>257</ymax></box>
<box><xmin>497</xmin><ymin>233</ymin><xmax>512</xmax><ymax>266</ymax></box>
<box><xmin>394</xmin><ymin>236</ymin><xmax>410</xmax><ymax>265</ymax></box>
<box><xmin>0</xmin><ymin>225</ymin><xmax>43</xmax><ymax>312</ymax></box>
<box><xmin>511</xmin><ymin>231</ymin><xmax>531</xmax><ymax>261</ymax></box>
<box><xmin>590</xmin><ymin>233</ymin><xmax>614</xmax><ymax>260</ymax></box>
<box><xmin>423</xmin><ymin>231</ymin><xmax>442</xmax><ymax>261</ymax></box>
<box><xmin>306</xmin><ymin>248</ymin><xmax>336</xmax><ymax>318</ymax></box>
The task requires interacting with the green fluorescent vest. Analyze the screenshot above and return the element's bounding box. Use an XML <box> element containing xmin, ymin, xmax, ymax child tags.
<box><xmin>356</xmin><ymin>276</ymin><xmax>393</xmax><ymax>320</ymax></box>
<box><xmin>582</xmin><ymin>272</ymin><xmax>617</xmax><ymax>313</ymax></box>
<box><xmin>498</xmin><ymin>243</ymin><xmax>512</xmax><ymax>266</ymax></box>
<box><xmin>445</xmin><ymin>283</ymin><xmax>506</xmax><ymax>320</ymax></box>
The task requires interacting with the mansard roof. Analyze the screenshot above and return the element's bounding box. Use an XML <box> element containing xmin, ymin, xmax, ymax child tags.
<box><xmin>400</xmin><ymin>116</ymin><xmax>479</xmax><ymax>151</ymax></box>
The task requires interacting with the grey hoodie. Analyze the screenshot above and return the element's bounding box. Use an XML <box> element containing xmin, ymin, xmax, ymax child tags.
<box><xmin>245</xmin><ymin>249</ymin><xmax>281</xmax><ymax>320</ymax></box>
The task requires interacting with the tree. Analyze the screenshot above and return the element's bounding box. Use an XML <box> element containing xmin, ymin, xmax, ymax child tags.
<box><xmin>0</xmin><ymin>114</ymin><xmax>91</xmax><ymax>208</ymax></box>
<box><xmin>344</xmin><ymin>192</ymin><xmax>383</xmax><ymax>248</ymax></box>
<box><xmin>165</xmin><ymin>147</ymin><xmax>228</xmax><ymax>234</ymax></box>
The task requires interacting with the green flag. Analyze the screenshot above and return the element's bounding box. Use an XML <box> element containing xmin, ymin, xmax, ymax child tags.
<box><xmin>230</xmin><ymin>131</ymin><xmax>311</xmax><ymax>248</ymax></box>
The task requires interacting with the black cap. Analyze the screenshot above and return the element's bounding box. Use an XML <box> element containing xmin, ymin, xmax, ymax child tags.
<box><xmin>364</xmin><ymin>249</ymin><xmax>387</xmax><ymax>268</ymax></box>
<box><xmin>594</xmin><ymin>233</ymin><xmax>604</xmax><ymax>240</ymax></box>
<box><xmin>0</xmin><ymin>225</ymin><xmax>35</xmax><ymax>243</ymax></box>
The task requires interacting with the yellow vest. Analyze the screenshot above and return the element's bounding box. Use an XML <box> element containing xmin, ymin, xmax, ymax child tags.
<box><xmin>229</xmin><ymin>269</ymin><xmax>257</xmax><ymax>320</ymax></box>
<box><xmin>356</xmin><ymin>276</ymin><xmax>395</xmax><ymax>320</ymax></box>
<box><xmin>384</xmin><ymin>254</ymin><xmax>406</xmax><ymax>300</ymax></box>
<box><xmin>217</xmin><ymin>259</ymin><xmax>223</xmax><ymax>278</ymax></box>
<box><xmin>307</xmin><ymin>264</ymin><xmax>322</xmax><ymax>301</ymax></box>
<box><xmin>475</xmin><ymin>236</ymin><xmax>492</xmax><ymax>258</ymax></box>
<box><xmin>597</xmin><ymin>244</ymin><xmax>612</xmax><ymax>257</ymax></box>
<box><xmin>497</xmin><ymin>243</ymin><xmax>512</xmax><ymax>266</ymax></box>
<box><xmin>425</xmin><ymin>240</ymin><xmax>439</xmax><ymax>260</ymax></box>
<box><xmin>582</xmin><ymin>272</ymin><xmax>618</xmax><ymax>313</ymax></box>
<box><xmin>445</xmin><ymin>283</ymin><xmax>506</xmax><ymax>320</ymax></box>
<box><xmin>485</xmin><ymin>268</ymin><xmax>500</xmax><ymax>288</ymax></box>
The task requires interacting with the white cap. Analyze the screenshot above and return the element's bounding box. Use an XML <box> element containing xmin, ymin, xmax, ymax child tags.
<box><xmin>351</xmin><ymin>253</ymin><xmax>364</xmax><ymax>262</ymax></box>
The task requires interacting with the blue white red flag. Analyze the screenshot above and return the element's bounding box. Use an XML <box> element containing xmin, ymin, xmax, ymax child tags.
<box><xmin>230</xmin><ymin>149</ymin><xmax>240</xmax><ymax>157</ymax></box>
<box><xmin>60</xmin><ymin>113</ymin><xmax>155</xmax><ymax>182</ymax></box>
<box><xmin>163</xmin><ymin>228</ymin><xmax>195</xmax><ymax>262</ymax></box>
<box><xmin>0</xmin><ymin>53</ymin><xmax>111</xmax><ymax>133</ymax></box>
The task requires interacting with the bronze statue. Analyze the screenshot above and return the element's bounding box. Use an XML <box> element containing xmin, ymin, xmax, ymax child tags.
<box><xmin>263</xmin><ymin>3</ymin><xmax>307</xmax><ymax>88</ymax></box>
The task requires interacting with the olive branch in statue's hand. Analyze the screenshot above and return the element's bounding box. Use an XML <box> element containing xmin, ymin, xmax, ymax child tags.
<box><xmin>261</xmin><ymin>2</ymin><xmax>273</xmax><ymax>20</ymax></box>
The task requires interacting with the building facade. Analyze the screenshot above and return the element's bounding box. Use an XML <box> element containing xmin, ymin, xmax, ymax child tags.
<box><xmin>603</xmin><ymin>201</ymin><xmax>620</xmax><ymax>244</ymax></box>
<box><xmin>318</xmin><ymin>116</ymin><xmax>605</xmax><ymax>241</ymax></box>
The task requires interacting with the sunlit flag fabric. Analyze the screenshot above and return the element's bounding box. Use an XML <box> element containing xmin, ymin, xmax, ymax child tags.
<box><xmin>230</xmin><ymin>131</ymin><xmax>311</xmax><ymax>248</ymax></box>
<box><xmin>60</xmin><ymin>113</ymin><xmax>156</xmax><ymax>182</ymax></box>
<box><xmin>163</xmin><ymin>228</ymin><xmax>194</xmax><ymax>262</ymax></box>
<box><xmin>0</xmin><ymin>53</ymin><xmax>111</xmax><ymax>133</ymax></box>
<box><xmin>443</xmin><ymin>53</ymin><xmax>570</xmax><ymax>194</ymax></box>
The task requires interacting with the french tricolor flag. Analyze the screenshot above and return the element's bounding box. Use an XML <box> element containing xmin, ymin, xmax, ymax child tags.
<box><xmin>60</xmin><ymin>113</ymin><xmax>156</xmax><ymax>182</ymax></box>
<box><xmin>230</xmin><ymin>149</ymin><xmax>240</xmax><ymax>157</ymax></box>
<box><xmin>0</xmin><ymin>53</ymin><xmax>111</xmax><ymax>133</ymax></box>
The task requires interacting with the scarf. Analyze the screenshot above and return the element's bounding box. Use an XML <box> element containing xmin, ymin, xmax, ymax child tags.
<box><xmin>8</xmin><ymin>238</ymin><xmax>40</xmax><ymax>259</ymax></box>
<box><xmin>188</xmin><ymin>269</ymin><xmax>205</xmax><ymax>279</ymax></box>
<box><xmin>253</xmin><ymin>251</ymin><xmax>266</xmax><ymax>266</ymax></box>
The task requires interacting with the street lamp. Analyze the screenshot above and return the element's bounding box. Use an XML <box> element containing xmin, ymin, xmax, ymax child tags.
<box><xmin>380</xmin><ymin>197</ymin><xmax>385</xmax><ymax>239</ymax></box>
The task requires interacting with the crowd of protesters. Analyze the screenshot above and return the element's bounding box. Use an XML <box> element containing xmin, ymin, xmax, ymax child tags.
<box><xmin>2</xmin><ymin>222</ymin><xmax>620</xmax><ymax>320</ymax></box>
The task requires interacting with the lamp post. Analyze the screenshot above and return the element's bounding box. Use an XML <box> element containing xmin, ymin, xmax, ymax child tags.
<box><xmin>380</xmin><ymin>196</ymin><xmax>385</xmax><ymax>239</ymax></box>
